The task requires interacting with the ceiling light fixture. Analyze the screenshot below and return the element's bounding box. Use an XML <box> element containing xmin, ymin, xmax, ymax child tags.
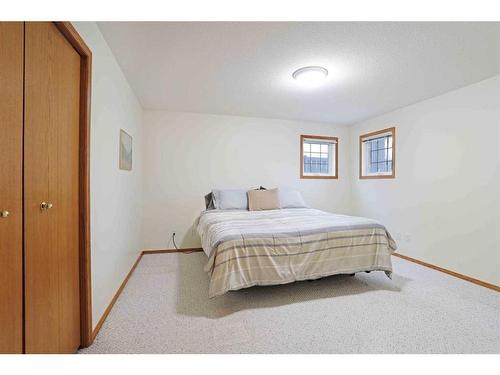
<box><xmin>292</xmin><ymin>66</ymin><xmax>328</xmax><ymax>88</ymax></box>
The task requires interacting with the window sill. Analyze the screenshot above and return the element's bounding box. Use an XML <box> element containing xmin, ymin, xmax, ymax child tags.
<box><xmin>359</xmin><ymin>173</ymin><xmax>395</xmax><ymax>179</ymax></box>
<box><xmin>301</xmin><ymin>175</ymin><xmax>338</xmax><ymax>180</ymax></box>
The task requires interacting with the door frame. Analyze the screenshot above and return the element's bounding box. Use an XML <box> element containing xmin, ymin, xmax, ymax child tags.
<box><xmin>53</xmin><ymin>22</ymin><xmax>93</xmax><ymax>348</ymax></box>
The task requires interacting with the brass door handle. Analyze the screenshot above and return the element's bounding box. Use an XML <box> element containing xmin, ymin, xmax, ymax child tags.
<box><xmin>0</xmin><ymin>210</ymin><xmax>10</xmax><ymax>218</ymax></box>
<box><xmin>40</xmin><ymin>202</ymin><xmax>53</xmax><ymax>211</ymax></box>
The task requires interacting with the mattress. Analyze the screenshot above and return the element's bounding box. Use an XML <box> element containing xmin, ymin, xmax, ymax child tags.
<box><xmin>197</xmin><ymin>208</ymin><xmax>397</xmax><ymax>297</ymax></box>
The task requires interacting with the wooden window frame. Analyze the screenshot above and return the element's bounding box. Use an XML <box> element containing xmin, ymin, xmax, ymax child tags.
<box><xmin>53</xmin><ymin>22</ymin><xmax>93</xmax><ymax>348</ymax></box>
<box><xmin>359</xmin><ymin>127</ymin><xmax>396</xmax><ymax>179</ymax></box>
<box><xmin>300</xmin><ymin>135</ymin><xmax>339</xmax><ymax>180</ymax></box>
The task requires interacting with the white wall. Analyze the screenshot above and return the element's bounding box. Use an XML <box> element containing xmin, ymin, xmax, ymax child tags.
<box><xmin>72</xmin><ymin>23</ymin><xmax>144</xmax><ymax>329</ymax></box>
<box><xmin>142</xmin><ymin>112</ymin><xmax>351</xmax><ymax>250</ymax></box>
<box><xmin>71</xmin><ymin>22</ymin><xmax>500</xmax><ymax>328</ymax></box>
<box><xmin>349</xmin><ymin>76</ymin><xmax>500</xmax><ymax>286</ymax></box>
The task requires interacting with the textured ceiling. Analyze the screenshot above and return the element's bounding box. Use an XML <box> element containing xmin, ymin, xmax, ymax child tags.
<box><xmin>98</xmin><ymin>22</ymin><xmax>500</xmax><ymax>125</ymax></box>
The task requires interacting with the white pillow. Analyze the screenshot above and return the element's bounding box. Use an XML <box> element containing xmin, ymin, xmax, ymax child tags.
<box><xmin>212</xmin><ymin>189</ymin><xmax>248</xmax><ymax>210</ymax></box>
<box><xmin>278</xmin><ymin>189</ymin><xmax>308</xmax><ymax>208</ymax></box>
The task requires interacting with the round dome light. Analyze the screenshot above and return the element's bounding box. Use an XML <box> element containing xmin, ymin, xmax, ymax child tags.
<box><xmin>292</xmin><ymin>66</ymin><xmax>328</xmax><ymax>88</ymax></box>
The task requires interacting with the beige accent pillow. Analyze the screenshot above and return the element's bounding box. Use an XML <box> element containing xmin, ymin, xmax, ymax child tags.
<box><xmin>247</xmin><ymin>188</ymin><xmax>280</xmax><ymax>211</ymax></box>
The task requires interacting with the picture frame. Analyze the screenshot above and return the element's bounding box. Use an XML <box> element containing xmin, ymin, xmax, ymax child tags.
<box><xmin>119</xmin><ymin>129</ymin><xmax>133</xmax><ymax>171</ymax></box>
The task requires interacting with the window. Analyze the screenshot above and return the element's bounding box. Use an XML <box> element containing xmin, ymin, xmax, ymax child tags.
<box><xmin>359</xmin><ymin>127</ymin><xmax>395</xmax><ymax>179</ymax></box>
<box><xmin>300</xmin><ymin>135</ymin><xmax>338</xmax><ymax>179</ymax></box>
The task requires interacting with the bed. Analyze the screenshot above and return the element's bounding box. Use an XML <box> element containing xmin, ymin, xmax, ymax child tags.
<box><xmin>197</xmin><ymin>208</ymin><xmax>397</xmax><ymax>298</ymax></box>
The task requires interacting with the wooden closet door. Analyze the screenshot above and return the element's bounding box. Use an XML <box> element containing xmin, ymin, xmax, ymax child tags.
<box><xmin>0</xmin><ymin>22</ymin><xmax>24</xmax><ymax>354</ymax></box>
<box><xmin>24</xmin><ymin>22</ymin><xmax>81</xmax><ymax>354</ymax></box>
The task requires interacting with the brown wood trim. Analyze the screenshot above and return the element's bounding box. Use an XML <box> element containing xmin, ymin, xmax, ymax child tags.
<box><xmin>91</xmin><ymin>249</ymin><xmax>202</xmax><ymax>340</ymax></box>
<box><xmin>53</xmin><ymin>22</ymin><xmax>93</xmax><ymax>348</ymax></box>
<box><xmin>393</xmin><ymin>253</ymin><xmax>499</xmax><ymax>292</ymax></box>
<box><xmin>359</xmin><ymin>127</ymin><xmax>395</xmax><ymax>179</ymax></box>
<box><xmin>300</xmin><ymin>134</ymin><xmax>339</xmax><ymax>180</ymax></box>
<box><xmin>92</xmin><ymin>252</ymin><xmax>144</xmax><ymax>341</ymax></box>
<box><xmin>142</xmin><ymin>248</ymin><xmax>203</xmax><ymax>254</ymax></box>
<box><xmin>54</xmin><ymin>22</ymin><xmax>92</xmax><ymax>57</ymax></box>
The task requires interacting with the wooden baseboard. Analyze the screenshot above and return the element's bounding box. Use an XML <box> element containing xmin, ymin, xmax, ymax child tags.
<box><xmin>90</xmin><ymin>248</ymin><xmax>202</xmax><ymax>342</ymax></box>
<box><xmin>142</xmin><ymin>248</ymin><xmax>203</xmax><ymax>254</ymax></box>
<box><xmin>393</xmin><ymin>253</ymin><xmax>499</xmax><ymax>292</ymax></box>
<box><xmin>91</xmin><ymin>252</ymin><xmax>144</xmax><ymax>341</ymax></box>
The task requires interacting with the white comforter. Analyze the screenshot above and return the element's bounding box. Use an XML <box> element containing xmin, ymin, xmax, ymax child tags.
<box><xmin>197</xmin><ymin>208</ymin><xmax>393</xmax><ymax>257</ymax></box>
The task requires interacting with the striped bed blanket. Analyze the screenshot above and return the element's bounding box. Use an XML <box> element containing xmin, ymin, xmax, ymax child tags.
<box><xmin>197</xmin><ymin>208</ymin><xmax>397</xmax><ymax>298</ymax></box>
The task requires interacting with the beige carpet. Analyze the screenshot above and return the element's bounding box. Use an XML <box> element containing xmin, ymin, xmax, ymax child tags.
<box><xmin>80</xmin><ymin>253</ymin><xmax>499</xmax><ymax>354</ymax></box>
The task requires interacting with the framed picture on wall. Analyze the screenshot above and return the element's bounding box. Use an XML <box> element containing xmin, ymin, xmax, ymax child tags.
<box><xmin>119</xmin><ymin>129</ymin><xmax>133</xmax><ymax>171</ymax></box>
